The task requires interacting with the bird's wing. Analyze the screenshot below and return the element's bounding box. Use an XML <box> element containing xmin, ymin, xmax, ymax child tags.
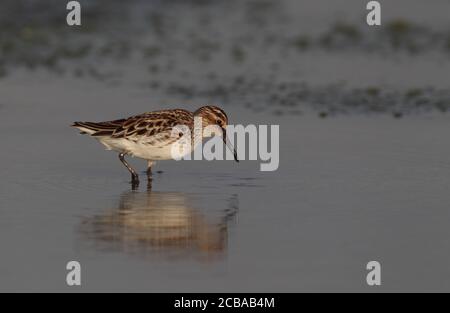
<box><xmin>113</xmin><ymin>110</ymin><xmax>192</xmax><ymax>136</ymax></box>
<box><xmin>74</xmin><ymin>110</ymin><xmax>194</xmax><ymax>144</ymax></box>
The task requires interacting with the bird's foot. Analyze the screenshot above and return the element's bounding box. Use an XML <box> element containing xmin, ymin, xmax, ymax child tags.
<box><xmin>131</xmin><ymin>174</ymin><xmax>140</xmax><ymax>190</ymax></box>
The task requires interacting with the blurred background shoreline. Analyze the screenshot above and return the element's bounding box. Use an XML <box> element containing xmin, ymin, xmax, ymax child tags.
<box><xmin>1</xmin><ymin>0</ymin><xmax>449</xmax><ymax>117</ymax></box>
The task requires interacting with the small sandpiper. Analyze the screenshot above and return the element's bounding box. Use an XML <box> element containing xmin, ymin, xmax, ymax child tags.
<box><xmin>72</xmin><ymin>106</ymin><xmax>238</xmax><ymax>186</ymax></box>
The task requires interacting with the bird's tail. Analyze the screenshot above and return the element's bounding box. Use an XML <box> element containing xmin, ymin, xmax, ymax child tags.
<box><xmin>72</xmin><ymin>121</ymin><xmax>109</xmax><ymax>135</ymax></box>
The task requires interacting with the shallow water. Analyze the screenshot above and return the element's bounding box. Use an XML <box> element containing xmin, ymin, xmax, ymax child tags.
<box><xmin>1</xmin><ymin>0</ymin><xmax>450</xmax><ymax>292</ymax></box>
<box><xmin>0</xmin><ymin>74</ymin><xmax>450</xmax><ymax>292</ymax></box>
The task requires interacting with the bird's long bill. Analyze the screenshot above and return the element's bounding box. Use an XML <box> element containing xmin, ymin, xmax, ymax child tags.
<box><xmin>222</xmin><ymin>128</ymin><xmax>239</xmax><ymax>162</ymax></box>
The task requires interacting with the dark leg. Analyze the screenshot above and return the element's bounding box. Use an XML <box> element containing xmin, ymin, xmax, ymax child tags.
<box><xmin>146</xmin><ymin>178</ymin><xmax>153</xmax><ymax>191</ymax></box>
<box><xmin>119</xmin><ymin>153</ymin><xmax>139</xmax><ymax>185</ymax></box>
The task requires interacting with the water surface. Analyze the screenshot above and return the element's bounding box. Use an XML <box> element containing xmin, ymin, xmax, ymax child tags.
<box><xmin>0</xmin><ymin>0</ymin><xmax>450</xmax><ymax>292</ymax></box>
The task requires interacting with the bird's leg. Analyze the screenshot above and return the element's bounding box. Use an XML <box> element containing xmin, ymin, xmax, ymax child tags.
<box><xmin>131</xmin><ymin>181</ymin><xmax>139</xmax><ymax>191</ymax></box>
<box><xmin>146</xmin><ymin>178</ymin><xmax>153</xmax><ymax>191</ymax></box>
<box><xmin>119</xmin><ymin>153</ymin><xmax>139</xmax><ymax>185</ymax></box>
<box><xmin>146</xmin><ymin>160</ymin><xmax>154</xmax><ymax>178</ymax></box>
<box><xmin>146</xmin><ymin>161</ymin><xmax>154</xmax><ymax>190</ymax></box>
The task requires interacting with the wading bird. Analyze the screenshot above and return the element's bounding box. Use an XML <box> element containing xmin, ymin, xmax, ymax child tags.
<box><xmin>72</xmin><ymin>106</ymin><xmax>238</xmax><ymax>186</ymax></box>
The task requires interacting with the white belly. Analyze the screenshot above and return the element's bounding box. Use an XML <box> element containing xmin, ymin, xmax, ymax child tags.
<box><xmin>96</xmin><ymin>137</ymin><xmax>195</xmax><ymax>161</ymax></box>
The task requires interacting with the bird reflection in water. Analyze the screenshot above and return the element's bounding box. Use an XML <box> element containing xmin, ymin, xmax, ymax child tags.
<box><xmin>80</xmin><ymin>191</ymin><xmax>239</xmax><ymax>261</ymax></box>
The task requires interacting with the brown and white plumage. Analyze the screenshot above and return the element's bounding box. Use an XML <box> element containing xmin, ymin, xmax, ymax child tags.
<box><xmin>72</xmin><ymin>106</ymin><xmax>238</xmax><ymax>186</ymax></box>
<box><xmin>74</xmin><ymin>109</ymin><xmax>193</xmax><ymax>139</ymax></box>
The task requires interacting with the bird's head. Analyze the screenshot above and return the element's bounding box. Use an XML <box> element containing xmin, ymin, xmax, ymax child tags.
<box><xmin>194</xmin><ymin>106</ymin><xmax>238</xmax><ymax>162</ymax></box>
